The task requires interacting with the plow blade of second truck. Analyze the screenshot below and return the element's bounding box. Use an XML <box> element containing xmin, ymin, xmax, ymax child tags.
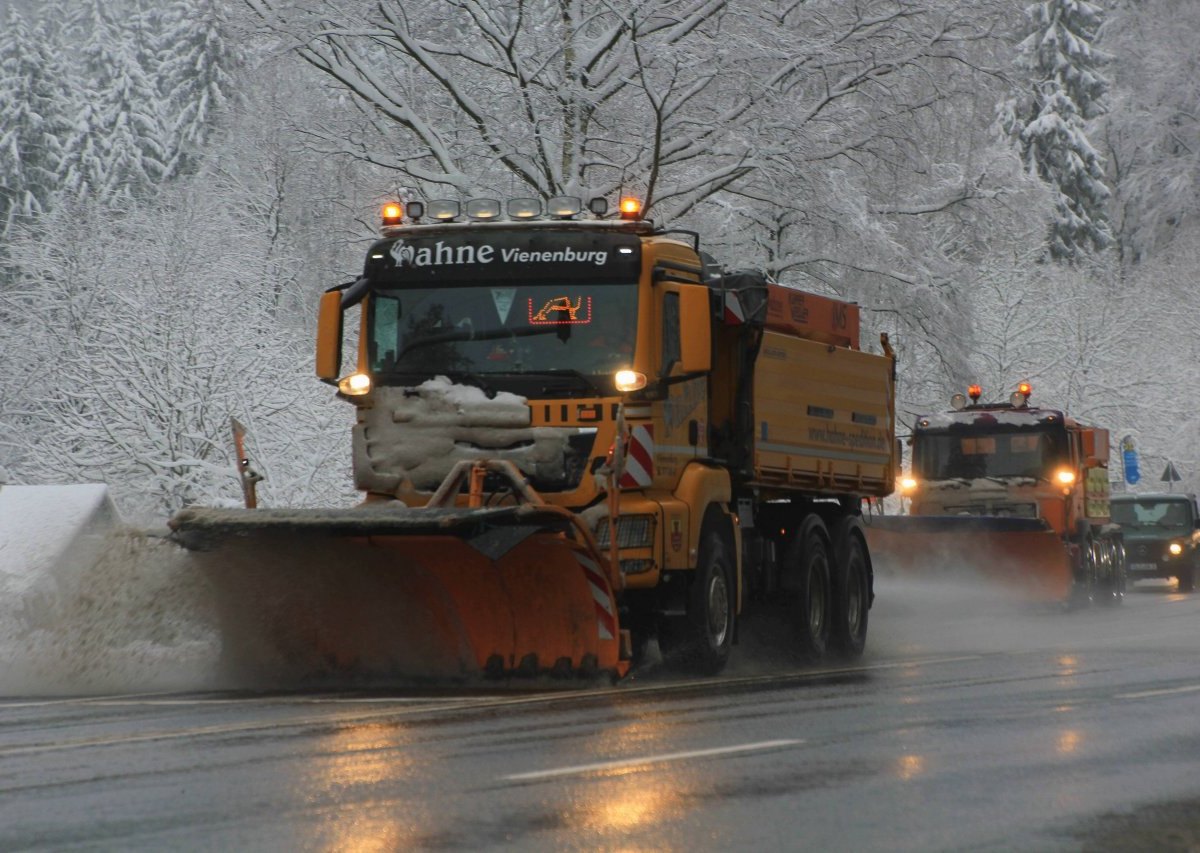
<box><xmin>169</xmin><ymin>503</ymin><xmax>627</xmax><ymax>686</ymax></box>
<box><xmin>863</xmin><ymin>515</ymin><xmax>1072</xmax><ymax>601</ymax></box>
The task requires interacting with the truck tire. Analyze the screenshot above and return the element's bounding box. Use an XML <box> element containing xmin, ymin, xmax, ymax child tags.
<box><xmin>1178</xmin><ymin>559</ymin><xmax>1196</xmax><ymax>593</ymax></box>
<box><xmin>1097</xmin><ymin>536</ymin><xmax>1124</xmax><ymax>607</ymax></box>
<box><xmin>831</xmin><ymin>528</ymin><xmax>870</xmax><ymax>658</ymax></box>
<box><xmin>659</xmin><ymin>521</ymin><xmax>735</xmax><ymax>675</ymax></box>
<box><xmin>1068</xmin><ymin>534</ymin><xmax>1096</xmax><ymax>610</ymax></box>
<box><xmin>788</xmin><ymin>518</ymin><xmax>831</xmax><ymax>659</ymax></box>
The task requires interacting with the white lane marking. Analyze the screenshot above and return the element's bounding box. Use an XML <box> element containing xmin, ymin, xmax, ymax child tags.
<box><xmin>1116</xmin><ymin>684</ymin><xmax>1200</xmax><ymax>700</ymax></box>
<box><xmin>503</xmin><ymin>738</ymin><xmax>804</xmax><ymax>782</ymax></box>
<box><xmin>0</xmin><ymin>691</ymin><xmax>180</xmax><ymax>709</ymax></box>
<box><xmin>0</xmin><ymin>655</ymin><xmax>980</xmax><ymax>755</ymax></box>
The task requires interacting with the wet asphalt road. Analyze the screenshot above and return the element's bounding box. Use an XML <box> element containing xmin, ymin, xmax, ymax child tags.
<box><xmin>3</xmin><ymin>577</ymin><xmax>1200</xmax><ymax>852</ymax></box>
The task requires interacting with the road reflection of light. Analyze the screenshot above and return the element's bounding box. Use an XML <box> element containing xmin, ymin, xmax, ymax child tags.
<box><xmin>897</xmin><ymin>754</ymin><xmax>925</xmax><ymax>780</ymax></box>
<box><xmin>1054</xmin><ymin>704</ymin><xmax>1075</xmax><ymax>713</ymax></box>
<box><xmin>560</xmin><ymin>768</ymin><xmax>697</xmax><ymax>847</ymax></box>
<box><xmin>1056</xmin><ymin>654</ymin><xmax>1078</xmax><ymax>687</ymax></box>
<box><xmin>307</xmin><ymin>723</ymin><xmax>426</xmax><ymax>853</ymax></box>
<box><xmin>1057</xmin><ymin>729</ymin><xmax>1082</xmax><ymax>755</ymax></box>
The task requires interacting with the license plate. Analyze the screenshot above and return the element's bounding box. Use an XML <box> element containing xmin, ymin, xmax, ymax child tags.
<box><xmin>1129</xmin><ymin>562</ymin><xmax>1158</xmax><ymax>572</ymax></box>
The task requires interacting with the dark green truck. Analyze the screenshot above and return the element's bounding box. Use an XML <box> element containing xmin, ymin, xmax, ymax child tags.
<box><xmin>1110</xmin><ymin>493</ymin><xmax>1200</xmax><ymax>592</ymax></box>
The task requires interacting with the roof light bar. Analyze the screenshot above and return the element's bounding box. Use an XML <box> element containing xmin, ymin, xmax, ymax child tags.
<box><xmin>465</xmin><ymin>198</ymin><xmax>501</xmax><ymax>220</ymax></box>
<box><xmin>507</xmin><ymin>198</ymin><xmax>542</xmax><ymax>220</ymax></box>
<box><xmin>547</xmin><ymin>196</ymin><xmax>582</xmax><ymax>219</ymax></box>
<box><xmin>428</xmin><ymin>199</ymin><xmax>460</xmax><ymax>221</ymax></box>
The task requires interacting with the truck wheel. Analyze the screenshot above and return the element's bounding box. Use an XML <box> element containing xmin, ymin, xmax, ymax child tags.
<box><xmin>1178</xmin><ymin>560</ymin><xmax>1195</xmax><ymax>593</ymax></box>
<box><xmin>831</xmin><ymin>529</ymin><xmax>869</xmax><ymax>658</ymax></box>
<box><xmin>789</xmin><ymin>519</ymin><xmax>832</xmax><ymax>659</ymax></box>
<box><xmin>1068</xmin><ymin>535</ymin><xmax>1096</xmax><ymax>609</ymax></box>
<box><xmin>1097</xmin><ymin>537</ymin><xmax>1123</xmax><ymax>607</ymax></box>
<box><xmin>660</xmin><ymin>524</ymin><xmax>735</xmax><ymax>675</ymax></box>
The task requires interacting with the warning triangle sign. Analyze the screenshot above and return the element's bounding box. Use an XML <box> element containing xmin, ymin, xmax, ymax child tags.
<box><xmin>1162</xmin><ymin>461</ymin><xmax>1182</xmax><ymax>482</ymax></box>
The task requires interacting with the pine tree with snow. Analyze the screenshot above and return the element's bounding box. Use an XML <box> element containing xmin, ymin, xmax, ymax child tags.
<box><xmin>999</xmin><ymin>0</ymin><xmax>1112</xmax><ymax>261</ymax></box>
<box><xmin>0</xmin><ymin>9</ymin><xmax>73</xmax><ymax>234</ymax></box>
<box><xmin>156</xmin><ymin>0</ymin><xmax>244</xmax><ymax>178</ymax></box>
<box><xmin>58</xmin><ymin>0</ymin><xmax>173</xmax><ymax>202</ymax></box>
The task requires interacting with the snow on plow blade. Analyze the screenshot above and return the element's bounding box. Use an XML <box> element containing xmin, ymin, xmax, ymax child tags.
<box><xmin>168</xmin><ymin>501</ymin><xmax>627</xmax><ymax>685</ymax></box>
<box><xmin>863</xmin><ymin>515</ymin><xmax>1072</xmax><ymax>601</ymax></box>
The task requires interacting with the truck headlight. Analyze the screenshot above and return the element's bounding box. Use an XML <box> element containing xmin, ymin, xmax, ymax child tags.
<box><xmin>338</xmin><ymin>372</ymin><xmax>372</xmax><ymax>396</ymax></box>
<box><xmin>614</xmin><ymin>369</ymin><xmax>647</xmax><ymax>392</ymax></box>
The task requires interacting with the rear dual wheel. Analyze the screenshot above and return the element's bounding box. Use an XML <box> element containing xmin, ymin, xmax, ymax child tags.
<box><xmin>1068</xmin><ymin>535</ymin><xmax>1097</xmax><ymax>609</ymax></box>
<box><xmin>787</xmin><ymin>517</ymin><xmax>870</xmax><ymax>660</ymax></box>
<box><xmin>832</xmin><ymin>531</ymin><xmax>870</xmax><ymax>657</ymax></box>
<box><xmin>790</xmin><ymin>525</ymin><xmax>832</xmax><ymax>659</ymax></box>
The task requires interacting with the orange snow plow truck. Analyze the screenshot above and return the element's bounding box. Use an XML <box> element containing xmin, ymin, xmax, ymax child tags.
<box><xmin>168</xmin><ymin>195</ymin><xmax>898</xmax><ymax>683</ymax></box>
<box><xmin>865</xmin><ymin>384</ymin><xmax>1125</xmax><ymax>605</ymax></box>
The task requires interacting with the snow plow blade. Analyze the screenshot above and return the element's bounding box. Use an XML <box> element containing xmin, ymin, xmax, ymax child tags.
<box><xmin>863</xmin><ymin>515</ymin><xmax>1072</xmax><ymax>601</ymax></box>
<box><xmin>168</xmin><ymin>500</ymin><xmax>628</xmax><ymax>686</ymax></box>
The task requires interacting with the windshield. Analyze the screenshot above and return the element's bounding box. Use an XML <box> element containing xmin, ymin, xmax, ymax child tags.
<box><xmin>914</xmin><ymin>428</ymin><xmax>1068</xmax><ymax>480</ymax></box>
<box><xmin>368</xmin><ymin>281</ymin><xmax>638</xmax><ymax>381</ymax></box>
<box><xmin>1111</xmin><ymin>499</ymin><xmax>1194</xmax><ymax>529</ymax></box>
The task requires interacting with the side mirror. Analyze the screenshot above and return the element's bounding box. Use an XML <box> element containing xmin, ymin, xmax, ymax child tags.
<box><xmin>316</xmin><ymin>290</ymin><xmax>344</xmax><ymax>382</ymax></box>
<box><xmin>678</xmin><ymin>285</ymin><xmax>712</xmax><ymax>373</ymax></box>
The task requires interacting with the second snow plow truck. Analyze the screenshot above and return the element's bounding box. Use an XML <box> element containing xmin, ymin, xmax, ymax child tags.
<box><xmin>169</xmin><ymin>194</ymin><xmax>898</xmax><ymax>683</ymax></box>
<box><xmin>865</xmin><ymin>383</ymin><xmax>1124</xmax><ymax>605</ymax></box>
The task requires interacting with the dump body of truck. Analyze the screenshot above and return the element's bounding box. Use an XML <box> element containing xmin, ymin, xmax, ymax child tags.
<box><xmin>171</xmin><ymin>198</ymin><xmax>898</xmax><ymax>682</ymax></box>
<box><xmin>865</xmin><ymin>389</ymin><xmax>1124</xmax><ymax>604</ymax></box>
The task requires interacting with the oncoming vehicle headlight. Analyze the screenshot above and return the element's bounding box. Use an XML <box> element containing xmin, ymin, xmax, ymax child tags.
<box><xmin>338</xmin><ymin>372</ymin><xmax>372</xmax><ymax>396</ymax></box>
<box><xmin>1169</xmin><ymin>542</ymin><xmax>1184</xmax><ymax>556</ymax></box>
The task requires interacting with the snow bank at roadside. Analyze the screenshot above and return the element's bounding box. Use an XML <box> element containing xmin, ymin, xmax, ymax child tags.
<box><xmin>0</xmin><ymin>485</ymin><xmax>219</xmax><ymax>695</ymax></box>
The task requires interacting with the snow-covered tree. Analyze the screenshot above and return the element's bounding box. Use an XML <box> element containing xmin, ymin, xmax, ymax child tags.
<box><xmin>0</xmin><ymin>9</ymin><xmax>72</xmax><ymax>235</ymax></box>
<box><xmin>155</xmin><ymin>0</ymin><xmax>244</xmax><ymax>177</ymax></box>
<box><xmin>0</xmin><ymin>183</ymin><xmax>355</xmax><ymax>521</ymax></box>
<box><xmin>999</xmin><ymin>0</ymin><xmax>1112</xmax><ymax>261</ymax></box>
<box><xmin>1100</xmin><ymin>0</ymin><xmax>1200</xmax><ymax>266</ymax></box>
<box><xmin>58</xmin><ymin>0</ymin><xmax>173</xmax><ymax>201</ymax></box>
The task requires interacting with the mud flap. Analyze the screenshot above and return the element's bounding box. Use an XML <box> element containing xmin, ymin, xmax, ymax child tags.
<box><xmin>169</xmin><ymin>505</ymin><xmax>627</xmax><ymax>685</ymax></box>
<box><xmin>863</xmin><ymin>515</ymin><xmax>1072</xmax><ymax>602</ymax></box>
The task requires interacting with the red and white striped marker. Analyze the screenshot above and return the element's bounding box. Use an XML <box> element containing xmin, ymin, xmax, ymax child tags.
<box><xmin>574</xmin><ymin>551</ymin><xmax>617</xmax><ymax>641</ymax></box>
<box><xmin>619</xmin><ymin>424</ymin><xmax>655</xmax><ymax>487</ymax></box>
